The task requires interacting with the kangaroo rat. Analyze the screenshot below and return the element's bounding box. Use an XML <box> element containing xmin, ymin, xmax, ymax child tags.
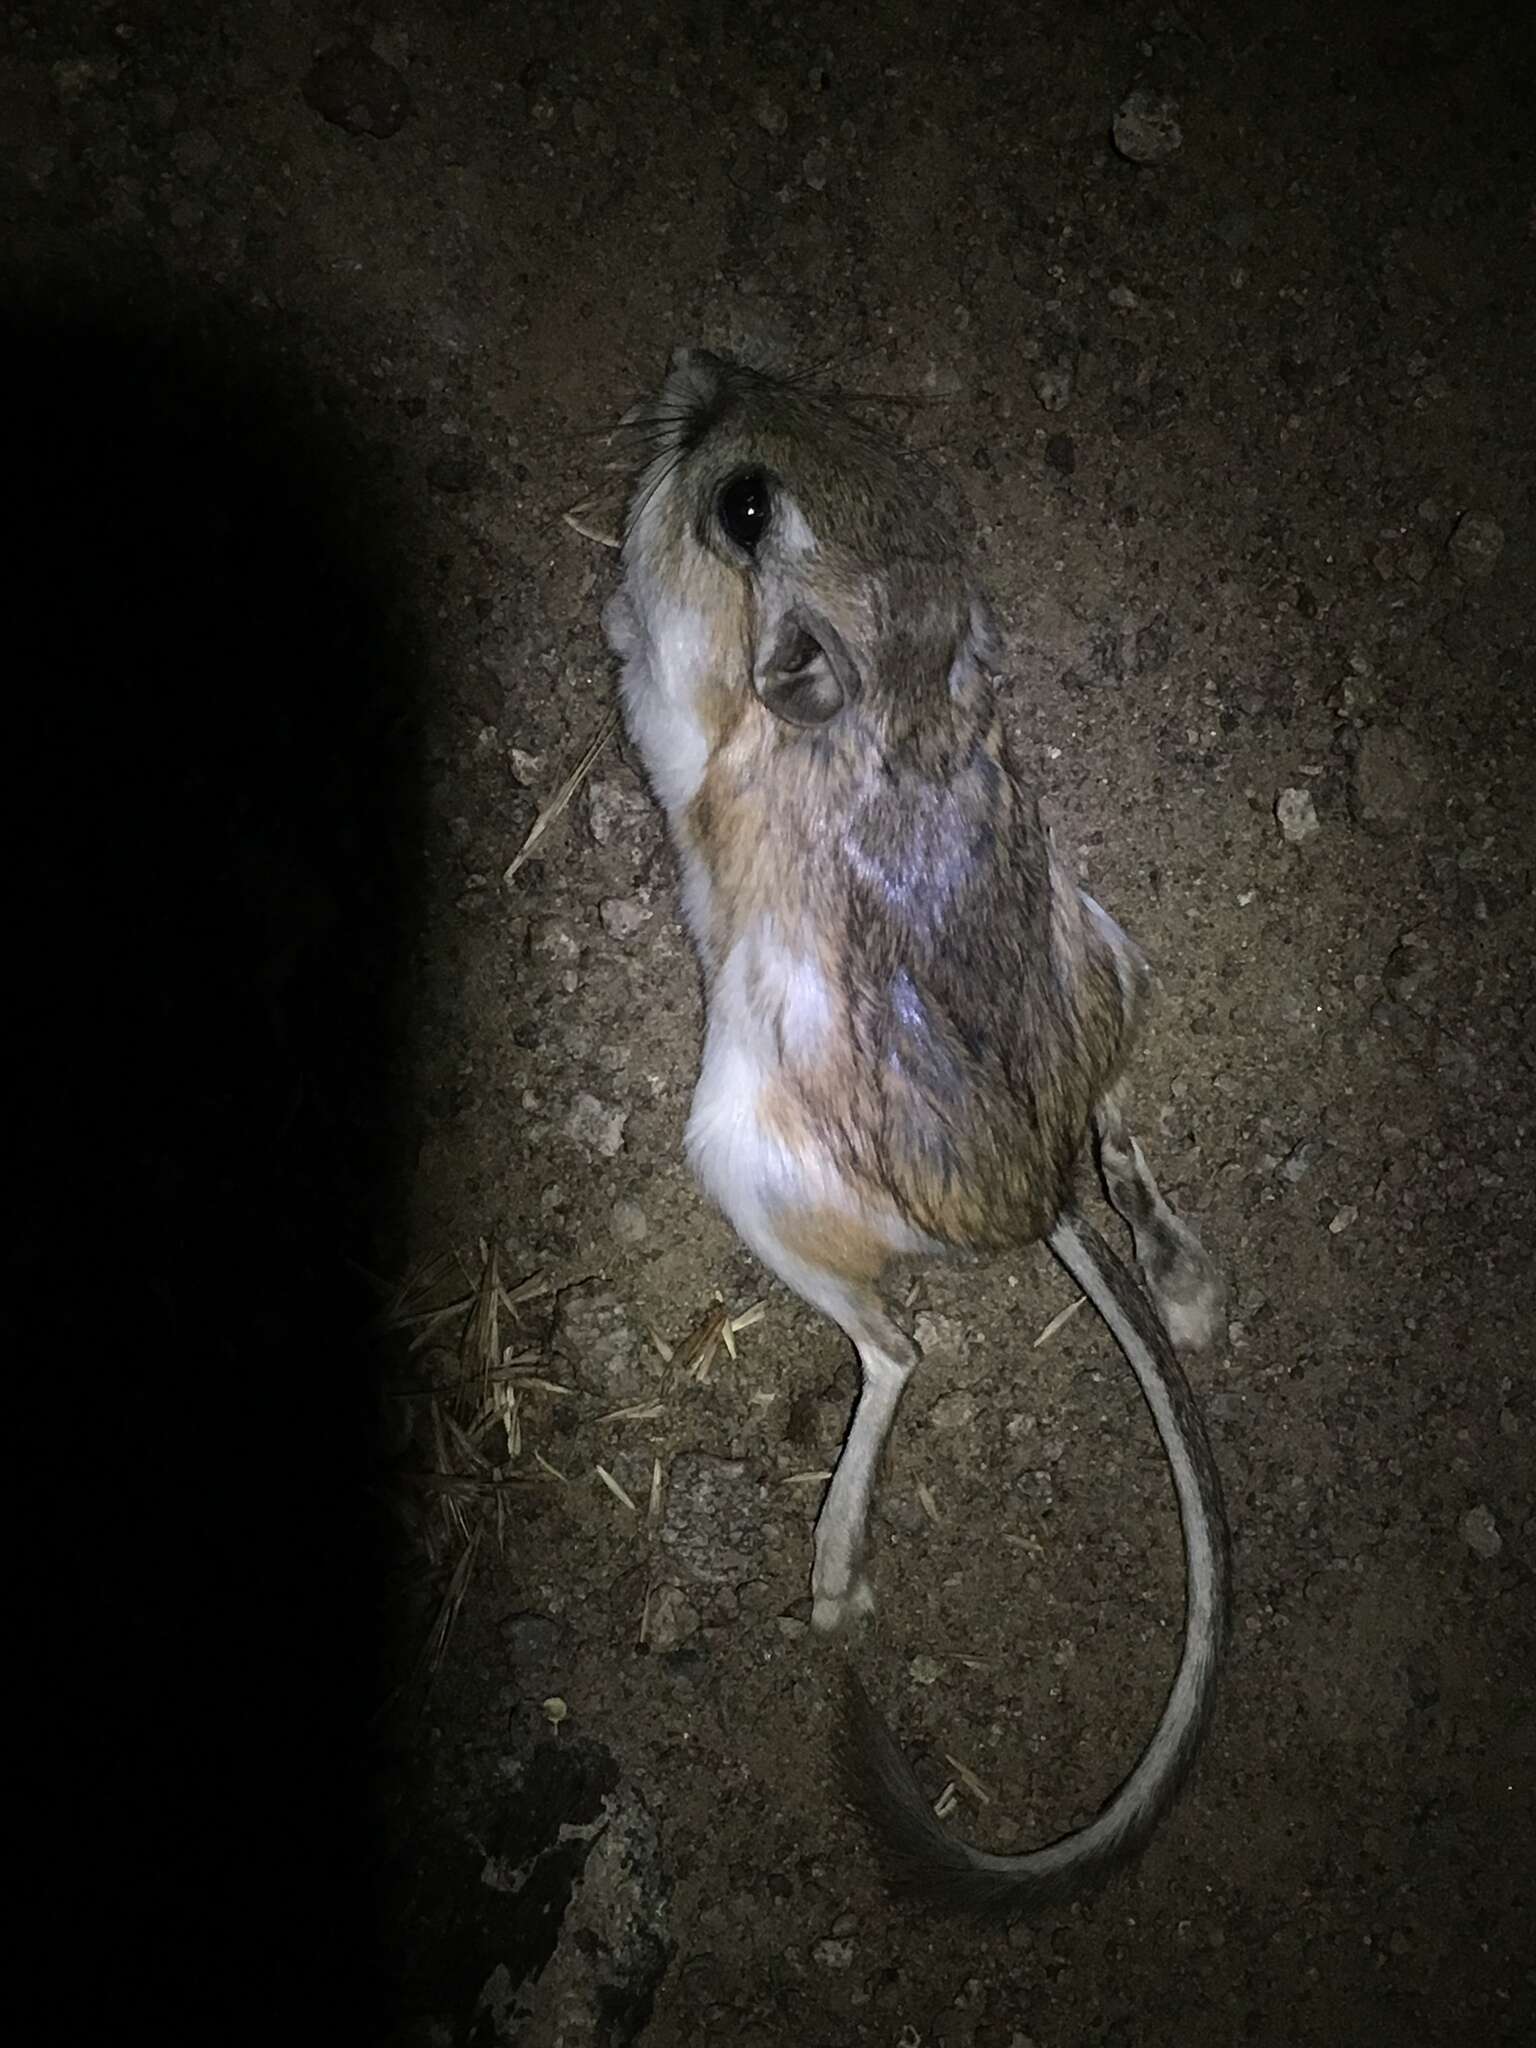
<box><xmin>599</xmin><ymin>348</ymin><xmax>1229</xmax><ymax>1912</ymax></box>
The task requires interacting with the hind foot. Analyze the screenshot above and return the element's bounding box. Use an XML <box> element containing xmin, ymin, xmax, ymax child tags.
<box><xmin>1097</xmin><ymin>1116</ymin><xmax>1226</xmax><ymax>1355</ymax></box>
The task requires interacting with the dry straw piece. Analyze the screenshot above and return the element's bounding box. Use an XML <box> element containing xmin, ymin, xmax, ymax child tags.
<box><xmin>1033</xmin><ymin>1292</ymin><xmax>1087</xmax><ymax>1347</ymax></box>
<box><xmin>594</xmin><ymin>1463</ymin><xmax>639</xmax><ymax>1514</ymax></box>
<box><xmin>503</xmin><ymin>708</ymin><xmax>620</xmax><ymax>883</ymax></box>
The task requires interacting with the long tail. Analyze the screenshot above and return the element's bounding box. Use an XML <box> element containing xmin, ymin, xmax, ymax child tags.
<box><xmin>839</xmin><ymin>1206</ymin><xmax>1230</xmax><ymax>1915</ymax></box>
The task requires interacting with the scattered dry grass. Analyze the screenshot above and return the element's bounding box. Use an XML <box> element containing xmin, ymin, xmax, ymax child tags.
<box><xmin>379</xmin><ymin>1235</ymin><xmax>767</xmax><ymax>1701</ymax></box>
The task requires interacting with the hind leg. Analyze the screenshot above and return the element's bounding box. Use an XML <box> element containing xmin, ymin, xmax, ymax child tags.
<box><xmin>811</xmin><ymin>1325</ymin><xmax>916</xmax><ymax>1632</ymax></box>
<box><xmin>1095</xmin><ymin>1083</ymin><xmax>1225</xmax><ymax>1354</ymax></box>
<box><xmin>736</xmin><ymin>1212</ymin><xmax>918</xmax><ymax>1633</ymax></box>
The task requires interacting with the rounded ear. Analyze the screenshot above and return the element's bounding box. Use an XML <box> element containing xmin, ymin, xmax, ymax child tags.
<box><xmin>754</xmin><ymin>611</ymin><xmax>859</xmax><ymax>728</ymax></box>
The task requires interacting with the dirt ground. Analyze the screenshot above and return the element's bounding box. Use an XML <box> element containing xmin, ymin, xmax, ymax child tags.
<box><xmin>10</xmin><ymin>2</ymin><xmax>1534</xmax><ymax>2043</ymax></box>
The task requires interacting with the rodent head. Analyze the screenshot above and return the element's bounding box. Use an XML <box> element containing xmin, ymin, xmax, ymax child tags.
<box><xmin>617</xmin><ymin>349</ymin><xmax>1001</xmax><ymax>749</ymax></box>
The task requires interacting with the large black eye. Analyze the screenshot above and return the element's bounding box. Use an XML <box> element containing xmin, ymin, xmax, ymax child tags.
<box><xmin>717</xmin><ymin>470</ymin><xmax>771</xmax><ymax>552</ymax></box>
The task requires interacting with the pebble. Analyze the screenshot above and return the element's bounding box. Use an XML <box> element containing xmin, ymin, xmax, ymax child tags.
<box><xmin>1032</xmin><ymin>361</ymin><xmax>1074</xmax><ymax>412</ymax></box>
<box><xmin>1112</xmin><ymin>88</ymin><xmax>1183</xmax><ymax>165</ymax></box>
<box><xmin>914</xmin><ymin>1310</ymin><xmax>963</xmax><ymax>1363</ymax></box>
<box><xmin>910</xmin><ymin>1654</ymin><xmax>942</xmax><ymax>1685</ymax></box>
<box><xmin>566</xmin><ymin>1092</ymin><xmax>628</xmax><ymax>1157</ymax></box>
<box><xmin>754</xmin><ymin>91</ymin><xmax>788</xmax><ymax>135</ymax></box>
<box><xmin>927</xmin><ymin>1390</ymin><xmax>976</xmax><ymax>1432</ymax></box>
<box><xmin>1276</xmin><ymin>787</ymin><xmax>1320</xmax><ymax>843</ymax></box>
<box><xmin>1459</xmin><ymin>1504</ymin><xmax>1502</xmax><ymax>1559</ymax></box>
<box><xmin>532</xmin><ymin>918</ymin><xmax>581</xmax><ymax>965</ymax></box>
<box><xmin>508</xmin><ymin>748</ymin><xmax>543</xmax><ymax>787</ymax></box>
<box><xmin>587</xmin><ymin>778</ymin><xmax>652</xmax><ymax>848</ymax></box>
<box><xmin>600</xmin><ymin>895</ymin><xmax>651</xmax><ymax>940</ymax></box>
<box><xmin>1448</xmin><ymin>512</ymin><xmax>1504</xmax><ymax>579</ymax></box>
<box><xmin>1281</xmin><ymin>1139</ymin><xmax>1324</xmax><ymax>1183</ymax></box>
<box><xmin>812</xmin><ymin>1937</ymin><xmax>855</xmax><ymax>1970</ymax></box>
<box><xmin>302</xmin><ymin>38</ymin><xmax>411</xmax><ymax>138</ymax></box>
<box><xmin>646</xmin><ymin>1582</ymin><xmax>701</xmax><ymax>1653</ymax></box>
<box><xmin>610</xmin><ymin>1199</ymin><xmax>649</xmax><ymax>1245</ymax></box>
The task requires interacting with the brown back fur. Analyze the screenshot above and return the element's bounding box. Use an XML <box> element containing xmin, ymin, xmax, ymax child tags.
<box><xmin>625</xmin><ymin>353</ymin><xmax>1136</xmax><ymax>1250</ymax></box>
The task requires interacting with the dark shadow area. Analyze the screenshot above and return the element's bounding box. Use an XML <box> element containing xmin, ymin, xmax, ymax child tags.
<box><xmin>7</xmin><ymin>283</ymin><xmax>425</xmax><ymax>2038</ymax></box>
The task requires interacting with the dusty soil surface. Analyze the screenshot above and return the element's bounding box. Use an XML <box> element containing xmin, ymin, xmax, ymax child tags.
<box><xmin>11</xmin><ymin>2</ymin><xmax>1532</xmax><ymax>2043</ymax></box>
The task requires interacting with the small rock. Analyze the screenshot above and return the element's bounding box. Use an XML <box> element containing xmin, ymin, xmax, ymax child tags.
<box><xmin>706</xmin><ymin>1586</ymin><xmax>740</xmax><ymax>1626</ymax></box>
<box><xmin>1327</xmin><ymin>1205</ymin><xmax>1358</xmax><ymax>1235</ymax></box>
<box><xmin>1107</xmin><ymin>283</ymin><xmax>1138</xmax><ymax>310</ymax></box>
<box><xmin>532</xmin><ymin>917</ymin><xmax>582</xmax><ymax>964</ymax></box>
<box><xmin>914</xmin><ymin>1311</ymin><xmax>963</xmax><ymax>1363</ymax></box>
<box><xmin>1447</xmin><ymin>512</ymin><xmax>1504</xmax><ymax>580</ymax></box>
<box><xmin>802</xmin><ymin>144</ymin><xmax>831</xmax><ymax>191</ymax></box>
<box><xmin>566</xmin><ymin>1092</ymin><xmax>628</xmax><ymax>1156</ymax></box>
<box><xmin>754</xmin><ymin>91</ymin><xmax>788</xmax><ymax>135</ymax></box>
<box><xmin>170</xmin><ymin>128</ymin><xmax>221</xmax><ymax>178</ymax></box>
<box><xmin>787</xmin><ymin>1391</ymin><xmax>847</xmax><ymax>1451</ymax></box>
<box><xmin>555</xmin><ymin>1284</ymin><xmax>644</xmax><ymax>1395</ymax></box>
<box><xmin>600</xmin><ymin>895</ymin><xmax>651</xmax><ymax>941</ymax></box>
<box><xmin>587</xmin><ymin>778</ymin><xmax>652</xmax><ymax>848</ymax></box>
<box><xmin>1459</xmin><ymin>1504</ymin><xmax>1502</xmax><ymax>1559</ymax></box>
<box><xmin>1133</xmin><ymin>615</ymin><xmax>1173</xmax><ymax>674</ymax></box>
<box><xmin>910</xmin><ymin>1654</ymin><xmax>942</xmax><ymax>1686</ymax></box>
<box><xmin>1281</xmin><ymin>1138</ymin><xmax>1324</xmax><ymax>1183</ymax></box>
<box><xmin>1032</xmin><ymin>361</ymin><xmax>1074</xmax><ymax>412</ymax></box>
<box><xmin>509</xmin><ymin>748</ymin><xmax>544</xmax><ymax>787</ymax></box>
<box><xmin>1112</xmin><ymin>88</ymin><xmax>1183</xmax><ymax>165</ymax></box>
<box><xmin>812</xmin><ymin>1937</ymin><xmax>855</xmax><ymax>1970</ymax></box>
<box><xmin>610</xmin><ymin>1199</ymin><xmax>649</xmax><ymax>1245</ymax></box>
<box><xmin>928</xmin><ymin>1390</ymin><xmax>976</xmax><ymax>1432</ymax></box>
<box><xmin>1275</xmin><ymin>787</ymin><xmax>1320</xmax><ymax>844</ymax></box>
<box><xmin>302</xmin><ymin>37</ymin><xmax>411</xmax><ymax>138</ymax></box>
<box><xmin>646</xmin><ymin>1582</ymin><xmax>701</xmax><ymax>1653</ymax></box>
<box><xmin>1350</xmin><ymin>726</ymin><xmax>1429</xmax><ymax>833</ymax></box>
